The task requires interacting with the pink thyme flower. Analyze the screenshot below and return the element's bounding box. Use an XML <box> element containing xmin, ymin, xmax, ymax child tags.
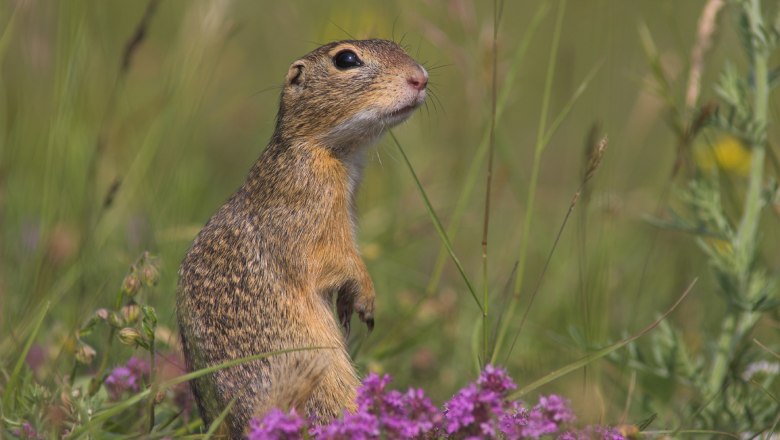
<box><xmin>247</xmin><ymin>409</ymin><xmax>305</xmax><ymax>440</ymax></box>
<box><xmin>104</xmin><ymin>356</ymin><xmax>150</xmax><ymax>400</ymax></box>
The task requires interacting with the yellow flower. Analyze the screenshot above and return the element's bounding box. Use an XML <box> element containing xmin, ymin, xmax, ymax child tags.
<box><xmin>694</xmin><ymin>135</ymin><xmax>752</xmax><ymax>175</ymax></box>
<box><xmin>705</xmin><ymin>237</ymin><xmax>733</xmax><ymax>256</ymax></box>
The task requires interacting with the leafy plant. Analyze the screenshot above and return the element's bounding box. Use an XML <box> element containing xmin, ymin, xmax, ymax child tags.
<box><xmin>620</xmin><ymin>0</ymin><xmax>780</xmax><ymax>434</ymax></box>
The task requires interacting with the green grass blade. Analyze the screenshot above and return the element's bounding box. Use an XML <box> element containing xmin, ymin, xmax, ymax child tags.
<box><xmin>426</xmin><ymin>1</ymin><xmax>550</xmax><ymax>295</ymax></box>
<box><xmin>541</xmin><ymin>62</ymin><xmax>603</xmax><ymax>147</ymax></box>
<box><xmin>508</xmin><ymin>278</ymin><xmax>696</xmax><ymax>399</ymax></box>
<box><xmin>389</xmin><ymin>130</ymin><xmax>482</xmax><ymax>312</ymax></box>
<box><xmin>374</xmin><ymin>0</ymin><xmax>549</xmax><ymax>355</ymax></box>
<box><xmin>753</xmin><ymin>338</ymin><xmax>780</xmax><ymax>359</ymax></box>
<box><xmin>2</xmin><ymin>301</ymin><xmax>49</xmax><ymax>410</ymax></box>
<box><xmin>0</xmin><ymin>1</ymin><xmax>19</xmax><ymax>64</ymax></box>
<box><xmin>493</xmin><ymin>0</ymin><xmax>568</xmax><ymax>362</ymax></box>
<box><xmin>203</xmin><ymin>396</ymin><xmax>237</xmax><ymax>438</ymax></box>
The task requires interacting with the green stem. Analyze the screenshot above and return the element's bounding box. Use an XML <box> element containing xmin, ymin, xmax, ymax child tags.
<box><xmin>492</xmin><ymin>0</ymin><xmax>567</xmax><ymax>361</ymax></box>
<box><xmin>707</xmin><ymin>313</ymin><xmax>736</xmax><ymax>393</ymax></box>
<box><xmin>390</xmin><ymin>132</ymin><xmax>482</xmax><ymax>312</ymax></box>
<box><xmin>425</xmin><ymin>2</ymin><xmax>548</xmax><ymax>297</ymax></box>
<box><xmin>148</xmin><ymin>337</ymin><xmax>157</xmax><ymax>433</ymax></box>
<box><xmin>708</xmin><ymin>0</ymin><xmax>769</xmax><ymax>395</ymax></box>
<box><xmin>480</xmin><ymin>0</ymin><xmax>500</xmax><ymax>367</ymax></box>
<box><xmin>88</xmin><ymin>288</ymin><xmax>124</xmax><ymax>396</ymax></box>
<box><xmin>735</xmin><ymin>1</ymin><xmax>768</xmax><ymax>261</ymax></box>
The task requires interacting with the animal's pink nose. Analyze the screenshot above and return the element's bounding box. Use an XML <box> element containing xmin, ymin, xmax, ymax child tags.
<box><xmin>407</xmin><ymin>66</ymin><xmax>428</xmax><ymax>91</ymax></box>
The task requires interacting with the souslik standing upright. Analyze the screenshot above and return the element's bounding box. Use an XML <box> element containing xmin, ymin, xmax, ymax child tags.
<box><xmin>176</xmin><ymin>39</ymin><xmax>428</xmax><ymax>437</ymax></box>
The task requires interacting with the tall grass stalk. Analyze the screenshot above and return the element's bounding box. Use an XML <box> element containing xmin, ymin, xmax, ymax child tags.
<box><xmin>389</xmin><ymin>131</ymin><xmax>481</xmax><ymax>311</ymax></box>
<box><xmin>373</xmin><ymin>3</ymin><xmax>548</xmax><ymax>354</ymax></box>
<box><xmin>424</xmin><ymin>3</ymin><xmax>549</xmax><ymax>297</ymax></box>
<box><xmin>504</xmin><ymin>136</ymin><xmax>608</xmax><ymax>362</ymax></box>
<box><xmin>480</xmin><ymin>0</ymin><xmax>501</xmax><ymax>365</ymax></box>
<box><xmin>492</xmin><ymin>0</ymin><xmax>567</xmax><ymax>361</ymax></box>
<box><xmin>372</xmin><ymin>4</ymin><xmax>548</xmax><ymax>350</ymax></box>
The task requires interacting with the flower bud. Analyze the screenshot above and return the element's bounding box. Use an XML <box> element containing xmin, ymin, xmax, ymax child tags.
<box><xmin>75</xmin><ymin>343</ymin><xmax>96</xmax><ymax>364</ymax></box>
<box><xmin>108</xmin><ymin>312</ymin><xmax>125</xmax><ymax>329</ymax></box>
<box><xmin>122</xmin><ymin>302</ymin><xmax>141</xmax><ymax>324</ymax></box>
<box><xmin>122</xmin><ymin>273</ymin><xmax>141</xmax><ymax>297</ymax></box>
<box><xmin>142</xmin><ymin>305</ymin><xmax>158</xmax><ymax>325</ymax></box>
<box><xmin>140</xmin><ymin>263</ymin><xmax>159</xmax><ymax>287</ymax></box>
<box><xmin>118</xmin><ymin>327</ymin><xmax>143</xmax><ymax>346</ymax></box>
<box><xmin>96</xmin><ymin>308</ymin><xmax>109</xmax><ymax>320</ymax></box>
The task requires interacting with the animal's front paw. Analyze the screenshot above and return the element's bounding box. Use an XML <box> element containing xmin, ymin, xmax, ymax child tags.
<box><xmin>354</xmin><ymin>288</ymin><xmax>375</xmax><ymax>332</ymax></box>
<box><xmin>336</xmin><ymin>278</ymin><xmax>375</xmax><ymax>337</ymax></box>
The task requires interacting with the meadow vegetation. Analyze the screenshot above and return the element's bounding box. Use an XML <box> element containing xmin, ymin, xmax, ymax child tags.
<box><xmin>1</xmin><ymin>0</ymin><xmax>779</xmax><ymax>438</ymax></box>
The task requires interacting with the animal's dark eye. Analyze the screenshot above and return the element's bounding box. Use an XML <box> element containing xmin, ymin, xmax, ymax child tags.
<box><xmin>333</xmin><ymin>50</ymin><xmax>363</xmax><ymax>69</ymax></box>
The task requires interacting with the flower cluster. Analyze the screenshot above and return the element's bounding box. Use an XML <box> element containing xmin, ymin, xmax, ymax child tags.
<box><xmin>247</xmin><ymin>409</ymin><xmax>306</xmax><ymax>440</ymax></box>
<box><xmin>443</xmin><ymin>364</ymin><xmax>519</xmax><ymax>437</ymax></box>
<box><xmin>312</xmin><ymin>373</ymin><xmax>440</xmax><ymax>439</ymax></box>
<box><xmin>103</xmin><ymin>356</ymin><xmax>150</xmax><ymax>401</ymax></box>
<box><xmin>11</xmin><ymin>422</ymin><xmax>41</xmax><ymax>440</ymax></box>
<box><xmin>246</xmin><ymin>365</ymin><xmax>623</xmax><ymax>440</ymax></box>
<box><xmin>520</xmin><ymin>395</ymin><xmax>575</xmax><ymax>438</ymax></box>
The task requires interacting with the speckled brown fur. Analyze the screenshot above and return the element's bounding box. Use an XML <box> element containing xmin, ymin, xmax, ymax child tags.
<box><xmin>176</xmin><ymin>39</ymin><xmax>427</xmax><ymax>438</ymax></box>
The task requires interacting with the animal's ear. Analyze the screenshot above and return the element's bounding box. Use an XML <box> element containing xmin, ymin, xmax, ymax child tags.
<box><xmin>286</xmin><ymin>61</ymin><xmax>306</xmax><ymax>87</ymax></box>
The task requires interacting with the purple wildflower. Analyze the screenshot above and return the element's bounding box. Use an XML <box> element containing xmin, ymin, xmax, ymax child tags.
<box><xmin>104</xmin><ymin>356</ymin><xmax>150</xmax><ymax>400</ymax></box>
<box><xmin>538</xmin><ymin>395</ymin><xmax>575</xmax><ymax>424</ymax></box>
<box><xmin>498</xmin><ymin>400</ymin><xmax>529</xmax><ymax>439</ymax></box>
<box><xmin>311</xmin><ymin>410</ymin><xmax>380</xmax><ymax>440</ymax></box>
<box><xmin>356</xmin><ymin>372</ymin><xmax>439</xmax><ymax>438</ymax></box>
<box><xmin>398</xmin><ymin>388</ymin><xmax>440</xmax><ymax>437</ymax></box>
<box><xmin>127</xmin><ymin>356</ymin><xmax>151</xmax><ymax>377</ymax></box>
<box><xmin>596</xmin><ymin>426</ymin><xmax>625</xmax><ymax>440</ymax></box>
<box><xmin>444</xmin><ymin>383</ymin><xmax>479</xmax><ymax>433</ymax></box>
<box><xmin>477</xmin><ymin>364</ymin><xmax>517</xmax><ymax>396</ymax></box>
<box><xmin>12</xmin><ymin>422</ymin><xmax>41</xmax><ymax>440</ymax></box>
<box><xmin>25</xmin><ymin>344</ymin><xmax>46</xmax><ymax>373</ymax></box>
<box><xmin>521</xmin><ymin>395</ymin><xmax>575</xmax><ymax>439</ymax></box>
<box><xmin>444</xmin><ymin>365</ymin><xmax>519</xmax><ymax>438</ymax></box>
<box><xmin>104</xmin><ymin>366</ymin><xmax>135</xmax><ymax>400</ymax></box>
<box><xmin>356</xmin><ymin>372</ymin><xmax>392</xmax><ymax>411</ymax></box>
<box><xmin>569</xmin><ymin>425</ymin><xmax>626</xmax><ymax>440</ymax></box>
<box><xmin>246</xmin><ymin>409</ymin><xmax>305</xmax><ymax>440</ymax></box>
<box><xmin>246</xmin><ymin>366</ymin><xmax>620</xmax><ymax>440</ymax></box>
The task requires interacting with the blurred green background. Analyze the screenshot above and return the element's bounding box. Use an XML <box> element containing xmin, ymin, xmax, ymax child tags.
<box><xmin>1</xmin><ymin>0</ymin><xmax>778</xmax><ymax>428</ymax></box>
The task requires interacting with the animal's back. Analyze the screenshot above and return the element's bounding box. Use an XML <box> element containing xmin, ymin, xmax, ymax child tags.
<box><xmin>177</xmin><ymin>192</ymin><xmax>358</xmax><ymax>437</ymax></box>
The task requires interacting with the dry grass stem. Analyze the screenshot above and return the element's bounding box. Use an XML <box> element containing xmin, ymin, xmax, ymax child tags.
<box><xmin>685</xmin><ymin>0</ymin><xmax>725</xmax><ymax>110</ymax></box>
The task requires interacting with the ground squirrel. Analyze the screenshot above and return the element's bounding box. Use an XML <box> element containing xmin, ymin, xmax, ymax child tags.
<box><xmin>176</xmin><ymin>39</ymin><xmax>428</xmax><ymax>437</ymax></box>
